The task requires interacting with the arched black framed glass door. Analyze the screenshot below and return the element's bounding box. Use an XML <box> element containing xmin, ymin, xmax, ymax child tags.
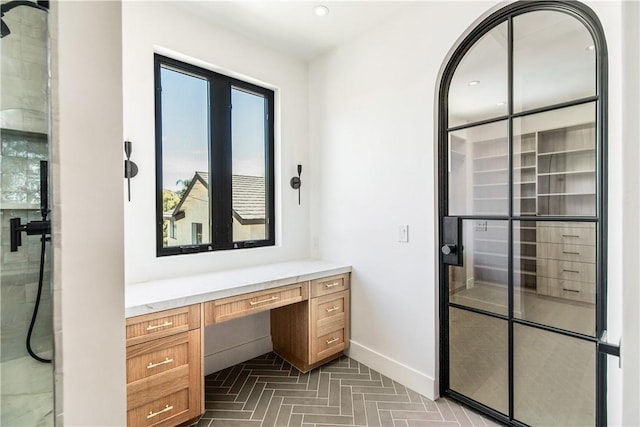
<box><xmin>438</xmin><ymin>2</ymin><xmax>612</xmax><ymax>425</ymax></box>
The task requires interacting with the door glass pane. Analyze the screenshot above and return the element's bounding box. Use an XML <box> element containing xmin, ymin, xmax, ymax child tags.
<box><xmin>448</xmin><ymin>22</ymin><xmax>508</xmax><ymax>127</ymax></box>
<box><xmin>231</xmin><ymin>87</ymin><xmax>267</xmax><ymax>243</ymax></box>
<box><xmin>514</xmin><ymin>221</ymin><xmax>596</xmax><ymax>336</ymax></box>
<box><xmin>160</xmin><ymin>66</ymin><xmax>211</xmax><ymax>247</ymax></box>
<box><xmin>514</xmin><ymin>102</ymin><xmax>596</xmax><ymax>216</ymax></box>
<box><xmin>448</xmin><ymin>121</ymin><xmax>508</xmax><ymax>216</ymax></box>
<box><xmin>514</xmin><ymin>324</ymin><xmax>595</xmax><ymax>426</ymax></box>
<box><xmin>450</xmin><ymin>307</ymin><xmax>508</xmax><ymax>414</ymax></box>
<box><xmin>449</xmin><ymin>220</ymin><xmax>508</xmax><ymax>316</ymax></box>
<box><xmin>514</xmin><ymin>10</ymin><xmax>596</xmax><ymax>112</ymax></box>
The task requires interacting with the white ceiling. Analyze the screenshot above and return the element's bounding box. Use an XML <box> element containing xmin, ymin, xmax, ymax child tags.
<box><xmin>173</xmin><ymin>1</ymin><xmax>414</xmax><ymax>61</ymax></box>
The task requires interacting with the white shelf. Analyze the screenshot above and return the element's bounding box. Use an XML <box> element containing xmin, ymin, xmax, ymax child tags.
<box><xmin>537</xmin><ymin>170</ymin><xmax>595</xmax><ymax>177</ymax></box>
<box><xmin>474</xmin><ymin>165</ymin><xmax>535</xmax><ymax>174</ymax></box>
<box><xmin>473</xmin><ymin>181</ymin><xmax>535</xmax><ymax>187</ymax></box>
<box><xmin>538</xmin><ymin>147</ymin><xmax>595</xmax><ymax>156</ymax></box>
<box><xmin>476</xmin><ymin>251</ymin><xmax>537</xmax><ymax>262</ymax></box>
<box><xmin>473</xmin><ymin>183</ymin><xmax>507</xmax><ymax>188</ymax></box>
<box><xmin>538</xmin><ymin>192</ymin><xmax>595</xmax><ymax>197</ymax></box>
<box><xmin>474</xmin><ymin>153</ymin><xmax>507</xmax><ymax>160</ymax></box>
<box><xmin>475</xmin><ymin>264</ymin><xmax>536</xmax><ymax>276</ymax></box>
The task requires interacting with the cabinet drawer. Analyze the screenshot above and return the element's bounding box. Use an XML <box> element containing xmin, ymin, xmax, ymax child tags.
<box><xmin>127</xmin><ymin>333</ymin><xmax>190</xmax><ymax>384</ymax></box>
<box><xmin>207</xmin><ymin>283</ymin><xmax>306</xmax><ymax>324</ymax></box>
<box><xmin>126</xmin><ymin>305</ymin><xmax>200</xmax><ymax>347</ymax></box>
<box><xmin>537</xmin><ymin>242</ymin><xmax>595</xmax><ymax>264</ymax></box>
<box><xmin>127</xmin><ymin>388</ymin><xmax>190</xmax><ymax>427</ymax></box>
<box><xmin>537</xmin><ymin>259</ymin><xmax>595</xmax><ymax>283</ymax></box>
<box><xmin>312</xmin><ymin>329</ymin><xmax>346</xmax><ymax>363</ymax></box>
<box><xmin>310</xmin><ymin>273</ymin><xmax>350</xmax><ymax>298</ymax></box>
<box><xmin>314</xmin><ymin>291</ymin><xmax>347</xmax><ymax>322</ymax></box>
<box><xmin>537</xmin><ymin>277</ymin><xmax>595</xmax><ymax>303</ymax></box>
<box><xmin>312</xmin><ymin>291</ymin><xmax>349</xmax><ymax>338</ymax></box>
<box><xmin>537</xmin><ymin>223</ymin><xmax>595</xmax><ymax>245</ymax></box>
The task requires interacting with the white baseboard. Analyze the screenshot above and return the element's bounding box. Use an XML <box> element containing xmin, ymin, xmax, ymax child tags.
<box><xmin>346</xmin><ymin>340</ymin><xmax>437</xmax><ymax>400</ymax></box>
<box><xmin>204</xmin><ymin>336</ymin><xmax>273</xmax><ymax>376</ymax></box>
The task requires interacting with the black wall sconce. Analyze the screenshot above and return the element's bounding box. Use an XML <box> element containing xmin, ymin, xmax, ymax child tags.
<box><xmin>290</xmin><ymin>164</ymin><xmax>302</xmax><ymax>205</ymax></box>
<box><xmin>124</xmin><ymin>140</ymin><xmax>139</xmax><ymax>201</ymax></box>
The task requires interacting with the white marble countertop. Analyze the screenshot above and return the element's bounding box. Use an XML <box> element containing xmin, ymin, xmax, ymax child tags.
<box><xmin>125</xmin><ymin>259</ymin><xmax>352</xmax><ymax>318</ymax></box>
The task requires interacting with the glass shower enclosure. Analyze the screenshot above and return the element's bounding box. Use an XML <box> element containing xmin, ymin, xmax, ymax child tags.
<box><xmin>0</xmin><ymin>0</ymin><xmax>53</xmax><ymax>425</ymax></box>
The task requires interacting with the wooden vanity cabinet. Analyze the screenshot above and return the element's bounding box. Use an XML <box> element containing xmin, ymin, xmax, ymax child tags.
<box><xmin>125</xmin><ymin>305</ymin><xmax>202</xmax><ymax>427</ymax></box>
<box><xmin>271</xmin><ymin>273</ymin><xmax>350</xmax><ymax>372</ymax></box>
<box><xmin>125</xmin><ymin>270</ymin><xmax>351</xmax><ymax>425</ymax></box>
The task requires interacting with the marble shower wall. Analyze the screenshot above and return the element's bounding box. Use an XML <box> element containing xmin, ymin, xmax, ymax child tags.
<box><xmin>0</xmin><ymin>3</ymin><xmax>52</xmax><ymax>362</ymax></box>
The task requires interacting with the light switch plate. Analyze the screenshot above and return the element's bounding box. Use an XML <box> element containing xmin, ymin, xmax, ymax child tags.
<box><xmin>398</xmin><ymin>225</ymin><xmax>409</xmax><ymax>242</ymax></box>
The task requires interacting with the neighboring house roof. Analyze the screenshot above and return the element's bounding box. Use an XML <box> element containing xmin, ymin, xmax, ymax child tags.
<box><xmin>171</xmin><ymin>171</ymin><xmax>266</xmax><ymax>225</ymax></box>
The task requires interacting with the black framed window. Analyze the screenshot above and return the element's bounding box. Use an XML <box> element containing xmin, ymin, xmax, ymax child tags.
<box><xmin>155</xmin><ymin>54</ymin><xmax>275</xmax><ymax>256</ymax></box>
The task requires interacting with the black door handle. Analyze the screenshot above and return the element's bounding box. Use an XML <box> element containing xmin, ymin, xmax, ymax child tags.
<box><xmin>441</xmin><ymin>244</ymin><xmax>457</xmax><ymax>255</ymax></box>
<box><xmin>442</xmin><ymin>217</ymin><xmax>463</xmax><ymax>266</ymax></box>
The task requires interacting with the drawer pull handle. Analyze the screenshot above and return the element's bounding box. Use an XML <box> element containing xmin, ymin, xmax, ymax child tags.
<box><xmin>562</xmin><ymin>251</ymin><xmax>580</xmax><ymax>255</ymax></box>
<box><xmin>562</xmin><ymin>288</ymin><xmax>580</xmax><ymax>293</ymax></box>
<box><xmin>562</xmin><ymin>234</ymin><xmax>580</xmax><ymax>238</ymax></box>
<box><xmin>147</xmin><ymin>404</ymin><xmax>173</xmax><ymax>419</ymax></box>
<box><xmin>146</xmin><ymin>321</ymin><xmax>173</xmax><ymax>331</ymax></box>
<box><xmin>250</xmin><ymin>296</ymin><xmax>279</xmax><ymax>306</ymax></box>
<box><xmin>562</xmin><ymin>269</ymin><xmax>580</xmax><ymax>274</ymax></box>
<box><xmin>326</xmin><ymin>337</ymin><xmax>340</xmax><ymax>345</ymax></box>
<box><xmin>326</xmin><ymin>306</ymin><xmax>340</xmax><ymax>313</ymax></box>
<box><xmin>324</xmin><ymin>281</ymin><xmax>341</xmax><ymax>288</ymax></box>
<box><xmin>147</xmin><ymin>358</ymin><xmax>174</xmax><ymax>369</ymax></box>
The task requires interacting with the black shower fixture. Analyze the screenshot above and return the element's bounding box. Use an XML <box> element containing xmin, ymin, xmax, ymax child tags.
<box><xmin>0</xmin><ymin>1</ymin><xmax>49</xmax><ymax>38</ymax></box>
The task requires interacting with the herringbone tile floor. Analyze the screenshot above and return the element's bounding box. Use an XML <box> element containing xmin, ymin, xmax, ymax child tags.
<box><xmin>194</xmin><ymin>353</ymin><xmax>502</xmax><ymax>427</ymax></box>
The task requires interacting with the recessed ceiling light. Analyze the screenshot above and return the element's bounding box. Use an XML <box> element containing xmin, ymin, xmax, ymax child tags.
<box><xmin>314</xmin><ymin>5</ymin><xmax>329</xmax><ymax>17</ymax></box>
<box><xmin>468</xmin><ymin>80</ymin><xmax>480</xmax><ymax>86</ymax></box>
<box><xmin>496</xmin><ymin>101</ymin><xmax>506</xmax><ymax>106</ymax></box>
<box><xmin>585</xmin><ymin>44</ymin><xmax>595</xmax><ymax>51</ymax></box>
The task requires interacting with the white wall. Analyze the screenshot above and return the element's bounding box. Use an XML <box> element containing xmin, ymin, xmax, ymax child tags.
<box><xmin>620</xmin><ymin>1</ymin><xmax>640</xmax><ymax>424</ymax></box>
<box><xmin>309</xmin><ymin>0</ymin><xmax>636</xmax><ymax>411</ymax></box>
<box><xmin>51</xmin><ymin>1</ymin><xmax>126</xmax><ymax>425</ymax></box>
<box><xmin>122</xmin><ymin>1</ymin><xmax>309</xmax><ymax>285</ymax></box>
<box><xmin>121</xmin><ymin>1</ymin><xmax>309</xmax><ymax>374</ymax></box>
<box><xmin>309</xmin><ymin>1</ymin><xmax>500</xmax><ymax>398</ymax></box>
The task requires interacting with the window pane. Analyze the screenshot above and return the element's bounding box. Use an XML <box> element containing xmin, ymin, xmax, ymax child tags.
<box><xmin>231</xmin><ymin>87</ymin><xmax>267</xmax><ymax>243</ymax></box>
<box><xmin>514</xmin><ymin>325</ymin><xmax>595</xmax><ymax>426</ymax></box>
<box><xmin>448</xmin><ymin>120</ymin><xmax>508</xmax><ymax>216</ymax></box>
<box><xmin>514</xmin><ymin>221</ymin><xmax>596</xmax><ymax>336</ymax></box>
<box><xmin>514</xmin><ymin>11</ymin><xmax>596</xmax><ymax>112</ymax></box>
<box><xmin>449</xmin><ymin>220</ymin><xmax>508</xmax><ymax>316</ymax></box>
<box><xmin>160</xmin><ymin>67</ymin><xmax>211</xmax><ymax>248</ymax></box>
<box><xmin>448</xmin><ymin>22</ymin><xmax>508</xmax><ymax>127</ymax></box>
<box><xmin>450</xmin><ymin>307</ymin><xmax>508</xmax><ymax>414</ymax></box>
<box><xmin>514</xmin><ymin>102</ymin><xmax>596</xmax><ymax>216</ymax></box>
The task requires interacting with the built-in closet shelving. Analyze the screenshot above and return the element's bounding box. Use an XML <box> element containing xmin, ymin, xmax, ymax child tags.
<box><xmin>469</xmin><ymin>121</ymin><xmax>596</xmax><ymax>296</ymax></box>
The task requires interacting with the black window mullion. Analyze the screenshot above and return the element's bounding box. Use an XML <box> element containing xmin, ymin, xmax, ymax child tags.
<box><xmin>210</xmin><ymin>78</ymin><xmax>233</xmax><ymax>249</ymax></box>
<box><xmin>154</xmin><ymin>56</ymin><xmax>166</xmax><ymax>256</ymax></box>
<box><xmin>265</xmin><ymin>93</ymin><xmax>276</xmax><ymax>243</ymax></box>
